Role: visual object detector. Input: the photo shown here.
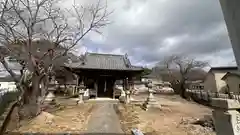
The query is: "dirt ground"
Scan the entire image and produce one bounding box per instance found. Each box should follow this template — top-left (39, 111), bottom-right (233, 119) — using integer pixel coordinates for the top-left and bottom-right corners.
top-left (116, 94), bottom-right (215, 135)
top-left (7, 98), bottom-right (95, 134)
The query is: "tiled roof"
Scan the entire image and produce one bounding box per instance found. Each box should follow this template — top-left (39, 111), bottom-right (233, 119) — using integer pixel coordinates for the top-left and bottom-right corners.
top-left (65, 52), bottom-right (143, 71)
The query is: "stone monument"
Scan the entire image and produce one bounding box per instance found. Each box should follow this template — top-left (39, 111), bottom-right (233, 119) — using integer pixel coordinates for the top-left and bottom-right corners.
top-left (211, 98), bottom-right (240, 135)
top-left (142, 82), bottom-right (161, 110)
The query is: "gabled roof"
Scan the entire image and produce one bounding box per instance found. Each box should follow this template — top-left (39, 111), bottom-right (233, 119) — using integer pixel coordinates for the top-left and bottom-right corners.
top-left (64, 52), bottom-right (143, 71)
top-left (221, 72), bottom-right (240, 80)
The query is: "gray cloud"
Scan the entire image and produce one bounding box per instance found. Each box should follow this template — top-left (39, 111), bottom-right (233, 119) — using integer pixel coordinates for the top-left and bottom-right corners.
top-left (80, 0), bottom-right (235, 67)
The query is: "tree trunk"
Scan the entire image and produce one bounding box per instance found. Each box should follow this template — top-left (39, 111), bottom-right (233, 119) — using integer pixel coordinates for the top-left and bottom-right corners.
top-left (171, 80), bottom-right (180, 94)
top-left (20, 75), bottom-right (41, 118)
top-left (179, 81), bottom-right (187, 99)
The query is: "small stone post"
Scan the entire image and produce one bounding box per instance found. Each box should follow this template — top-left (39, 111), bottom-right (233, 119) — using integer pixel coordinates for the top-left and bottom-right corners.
top-left (211, 98), bottom-right (240, 135)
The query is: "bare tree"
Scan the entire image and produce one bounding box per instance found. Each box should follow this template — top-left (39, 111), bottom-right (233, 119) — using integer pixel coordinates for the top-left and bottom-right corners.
top-left (158, 55), bottom-right (208, 98)
top-left (0, 0), bottom-right (110, 133)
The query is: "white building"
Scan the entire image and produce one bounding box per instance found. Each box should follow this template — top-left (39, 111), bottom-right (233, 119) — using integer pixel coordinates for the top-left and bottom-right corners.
top-left (203, 66), bottom-right (238, 93)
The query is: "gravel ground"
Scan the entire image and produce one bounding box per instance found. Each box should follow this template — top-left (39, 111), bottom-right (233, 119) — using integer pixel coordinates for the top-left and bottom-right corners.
top-left (116, 94), bottom-right (215, 135)
top-left (7, 99), bottom-right (95, 134)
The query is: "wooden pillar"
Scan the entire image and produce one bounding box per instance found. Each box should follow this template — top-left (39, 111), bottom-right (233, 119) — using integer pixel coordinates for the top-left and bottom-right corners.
top-left (112, 79), bottom-right (116, 99)
top-left (113, 82), bottom-right (115, 99)
top-left (123, 77), bottom-right (130, 91)
top-left (123, 78), bottom-right (125, 91)
top-left (95, 79), bottom-right (98, 98)
top-left (104, 79), bottom-right (107, 92)
top-left (75, 74), bottom-right (79, 93)
top-left (76, 75), bottom-right (80, 86)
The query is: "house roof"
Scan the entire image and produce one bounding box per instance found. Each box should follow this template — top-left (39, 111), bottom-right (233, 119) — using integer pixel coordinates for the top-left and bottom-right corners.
top-left (209, 66), bottom-right (238, 72)
top-left (64, 52), bottom-right (143, 71)
top-left (221, 72), bottom-right (240, 80)
top-left (142, 67), bottom-right (163, 79)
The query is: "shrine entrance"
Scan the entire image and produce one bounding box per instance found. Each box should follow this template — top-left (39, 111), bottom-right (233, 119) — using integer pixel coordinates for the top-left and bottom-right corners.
top-left (97, 76), bottom-right (116, 98)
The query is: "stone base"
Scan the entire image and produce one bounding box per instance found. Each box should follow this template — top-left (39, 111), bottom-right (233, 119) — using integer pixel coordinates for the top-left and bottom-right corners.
top-left (83, 96), bottom-right (90, 100)
top-left (44, 91), bottom-right (56, 105)
top-left (77, 99), bottom-right (84, 104)
top-left (44, 99), bottom-right (56, 105)
top-left (142, 97), bottom-right (161, 111)
top-left (77, 93), bottom-right (85, 104)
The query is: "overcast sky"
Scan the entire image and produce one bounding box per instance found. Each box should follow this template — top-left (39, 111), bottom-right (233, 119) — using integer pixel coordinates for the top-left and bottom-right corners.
top-left (69, 0), bottom-right (237, 68)
top-left (0, 0), bottom-right (237, 76)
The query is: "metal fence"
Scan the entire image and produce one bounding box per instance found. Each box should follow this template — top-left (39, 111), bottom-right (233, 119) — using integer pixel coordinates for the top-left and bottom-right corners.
top-left (186, 89), bottom-right (240, 104)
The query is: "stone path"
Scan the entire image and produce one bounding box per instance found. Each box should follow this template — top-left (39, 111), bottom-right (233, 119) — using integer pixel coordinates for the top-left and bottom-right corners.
top-left (86, 101), bottom-right (124, 134)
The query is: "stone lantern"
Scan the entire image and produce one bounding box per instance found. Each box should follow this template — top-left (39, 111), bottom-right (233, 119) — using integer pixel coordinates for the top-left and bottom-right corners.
top-left (45, 76), bottom-right (57, 104)
top-left (142, 82), bottom-right (161, 110)
top-left (77, 81), bottom-right (86, 104)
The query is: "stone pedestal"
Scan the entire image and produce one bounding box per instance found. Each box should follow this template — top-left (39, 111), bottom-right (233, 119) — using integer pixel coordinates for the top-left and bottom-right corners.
top-left (142, 89), bottom-right (160, 110)
top-left (211, 98), bottom-right (240, 135)
top-left (119, 89), bottom-right (126, 103)
top-left (77, 90), bottom-right (85, 104)
top-left (45, 90), bottom-right (56, 104)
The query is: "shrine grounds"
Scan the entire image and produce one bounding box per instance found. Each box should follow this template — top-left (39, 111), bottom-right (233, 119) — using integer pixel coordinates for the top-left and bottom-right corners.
top-left (5, 94), bottom-right (215, 135)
